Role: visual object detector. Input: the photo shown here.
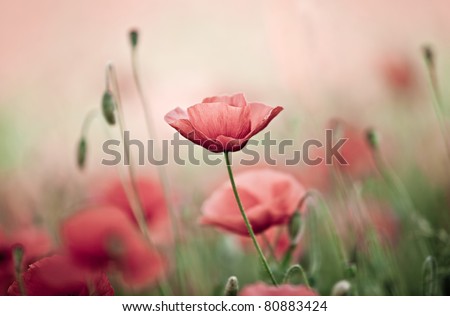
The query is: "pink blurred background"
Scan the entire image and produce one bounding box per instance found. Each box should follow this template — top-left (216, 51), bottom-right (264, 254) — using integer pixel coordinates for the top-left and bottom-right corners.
top-left (1, 0), bottom-right (450, 211)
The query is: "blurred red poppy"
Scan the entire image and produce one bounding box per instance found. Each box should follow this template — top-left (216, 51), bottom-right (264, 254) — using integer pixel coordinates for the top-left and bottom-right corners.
top-left (7, 255), bottom-right (113, 296)
top-left (328, 119), bottom-right (376, 179)
top-left (61, 206), bottom-right (166, 287)
top-left (0, 227), bottom-right (52, 295)
top-left (165, 93), bottom-right (283, 152)
top-left (296, 147), bottom-right (330, 192)
top-left (94, 177), bottom-right (172, 245)
top-left (200, 169), bottom-right (306, 235)
top-left (379, 53), bottom-right (416, 94)
top-left (337, 200), bottom-right (400, 248)
top-left (240, 282), bottom-right (318, 296)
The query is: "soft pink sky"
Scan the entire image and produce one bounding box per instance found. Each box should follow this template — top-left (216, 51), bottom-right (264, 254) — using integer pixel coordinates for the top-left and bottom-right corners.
top-left (0, 0), bottom-right (450, 185)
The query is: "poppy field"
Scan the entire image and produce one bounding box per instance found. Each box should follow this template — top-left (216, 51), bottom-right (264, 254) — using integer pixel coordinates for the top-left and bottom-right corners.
top-left (0, 0), bottom-right (450, 297)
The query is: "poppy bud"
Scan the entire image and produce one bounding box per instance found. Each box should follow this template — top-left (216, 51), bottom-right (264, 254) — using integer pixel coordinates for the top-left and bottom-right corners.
top-left (365, 128), bottom-right (379, 151)
top-left (12, 244), bottom-right (26, 295)
top-left (422, 45), bottom-right (434, 68)
top-left (331, 280), bottom-right (351, 296)
top-left (423, 256), bottom-right (437, 296)
top-left (77, 137), bottom-right (87, 169)
top-left (12, 244), bottom-right (24, 272)
top-left (129, 29), bottom-right (139, 48)
top-left (288, 211), bottom-right (302, 243)
top-left (346, 264), bottom-right (357, 279)
top-left (224, 276), bottom-right (239, 296)
top-left (102, 90), bottom-right (116, 125)
top-left (106, 235), bottom-right (125, 260)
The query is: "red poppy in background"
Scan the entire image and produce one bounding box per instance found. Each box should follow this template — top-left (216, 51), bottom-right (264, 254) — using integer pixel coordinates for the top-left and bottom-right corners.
top-left (200, 169), bottom-right (306, 235)
top-left (94, 177), bottom-right (172, 245)
top-left (0, 230), bottom-right (14, 295)
top-left (336, 200), bottom-right (400, 248)
top-left (379, 53), bottom-right (416, 94)
top-left (295, 146), bottom-right (330, 192)
top-left (0, 227), bottom-right (52, 295)
top-left (7, 255), bottom-right (113, 296)
top-left (10, 226), bottom-right (53, 261)
top-left (165, 93), bottom-right (283, 152)
top-left (240, 282), bottom-right (318, 296)
top-left (328, 119), bottom-right (376, 179)
top-left (61, 206), bottom-right (166, 287)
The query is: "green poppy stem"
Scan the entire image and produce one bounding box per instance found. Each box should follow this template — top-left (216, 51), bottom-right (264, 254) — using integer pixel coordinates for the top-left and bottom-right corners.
top-left (422, 46), bottom-right (450, 162)
top-left (12, 246), bottom-right (26, 296)
top-left (224, 152), bottom-right (278, 286)
top-left (129, 37), bottom-right (186, 294)
top-left (106, 64), bottom-right (151, 243)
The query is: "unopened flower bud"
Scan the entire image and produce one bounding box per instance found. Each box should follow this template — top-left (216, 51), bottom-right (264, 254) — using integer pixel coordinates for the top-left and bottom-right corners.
top-left (12, 244), bottom-right (24, 272)
top-left (331, 280), bottom-right (352, 296)
top-left (129, 29), bottom-right (139, 48)
top-left (365, 128), bottom-right (379, 150)
top-left (77, 137), bottom-right (87, 169)
top-left (102, 90), bottom-right (116, 125)
top-left (107, 236), bottom-right (125, 260)
top-left (422, 45), bottom-right (434, 68)
top-left (346, 263), bottom-right (357, 279)
top-left (288, 211), bottom-right (302, 243)
top-left (423, 256), bottom-right (437, 296)
top-left (224, 276), bottom-right (239, 296)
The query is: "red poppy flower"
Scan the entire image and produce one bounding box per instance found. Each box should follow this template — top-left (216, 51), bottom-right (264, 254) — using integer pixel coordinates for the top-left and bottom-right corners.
top-left (379, 53), bottom-right (416, 94)
top-left (94, 177), bottom-right (172, 245)
top-left (240, 282), bottom-right (318, 296)
top-left (7, 255), bottom-right (113, 296)
top-left (336, 200), bottom-right (400, 248)
top-left (295, 146), bottom-right (330, 192)
top-left (200, 169), bottom-right (306, 235)
top-left (329, 119), bottom-right (375, 179)
top-left (0, 230), bottom-right (13, 295)
top-left (10, 226), bottom-right (53, 261)
top-left (164, 93), bottom-right (283, 152)
top-left (0, 227), bottom-right (52, 295)
top-left (61, 206), bottom-right (166, 287)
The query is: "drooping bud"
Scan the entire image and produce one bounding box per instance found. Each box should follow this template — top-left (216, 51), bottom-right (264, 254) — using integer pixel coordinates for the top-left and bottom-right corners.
top-left (102, 90), bottom-right (116, 125)
top-left (331, 280), bottom-right (351, 296)
top-left (129, 29), bottom-right (139, 48)
top-left (288, 211), bottom-right (302, 243)
top-left (365, 128), bottom-right (379, 151)
top-left (422, 45), bottom-right (434, 68)
top-left (224, 276), bottom-right (239, 296)
top-left (77, 137), bottom-right (87, 169)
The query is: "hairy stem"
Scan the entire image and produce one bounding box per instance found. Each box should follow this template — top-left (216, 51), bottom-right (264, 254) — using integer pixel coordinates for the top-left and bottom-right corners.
top-left (224, 152), bottom-right (278, 286)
